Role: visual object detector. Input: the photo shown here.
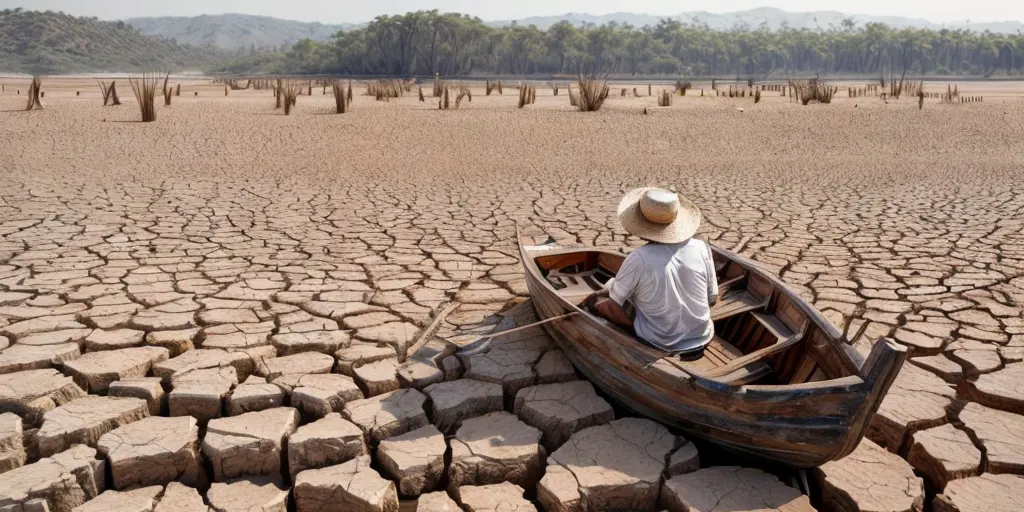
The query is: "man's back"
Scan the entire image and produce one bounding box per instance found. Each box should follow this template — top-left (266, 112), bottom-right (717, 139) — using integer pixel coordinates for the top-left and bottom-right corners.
top-left (609, 239), bottom-right (719, 353)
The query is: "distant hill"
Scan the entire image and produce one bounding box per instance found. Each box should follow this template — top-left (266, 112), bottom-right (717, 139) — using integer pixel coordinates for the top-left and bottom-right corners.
top-left (127, 14), bottom-right (353, 52)
top-left (492, 7), bottom-right (1024, 33)
top-left (0, 9), bottom-right (223, 74)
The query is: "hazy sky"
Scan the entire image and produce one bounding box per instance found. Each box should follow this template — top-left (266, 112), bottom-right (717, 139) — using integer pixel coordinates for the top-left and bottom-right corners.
top-left (2, 0), bottom-right (1019, 24)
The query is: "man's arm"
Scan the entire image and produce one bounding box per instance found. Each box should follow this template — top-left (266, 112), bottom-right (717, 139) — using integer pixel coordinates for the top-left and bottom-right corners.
top-left (595, 298), bottom-right (634, 329)
top-left (706, 242), bottom-right (719, 306)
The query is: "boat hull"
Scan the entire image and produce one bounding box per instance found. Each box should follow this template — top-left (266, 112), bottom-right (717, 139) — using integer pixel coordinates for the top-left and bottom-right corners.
top-left (519, 238), bottom-right (906, 468)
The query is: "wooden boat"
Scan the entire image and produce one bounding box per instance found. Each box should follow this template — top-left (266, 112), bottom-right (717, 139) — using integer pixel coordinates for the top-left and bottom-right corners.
top-left (518, 232), bottom-right (907, 468)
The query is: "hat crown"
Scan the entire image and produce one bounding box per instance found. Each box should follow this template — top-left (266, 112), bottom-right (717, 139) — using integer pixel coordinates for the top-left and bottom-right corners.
top-left (639, 189), bottom-right (679, 225)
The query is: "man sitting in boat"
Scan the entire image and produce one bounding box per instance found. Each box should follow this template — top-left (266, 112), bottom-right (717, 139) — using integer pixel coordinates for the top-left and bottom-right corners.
top-left (587, 188), bottom-right (719, 359)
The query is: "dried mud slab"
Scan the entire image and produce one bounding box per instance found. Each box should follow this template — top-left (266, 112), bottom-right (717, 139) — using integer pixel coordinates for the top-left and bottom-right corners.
top-left (0, 412), bottom-right (26, 473)
top-left (202, 407), bottom-right (300, 481)
top-left (537, 417), bottom-right (677, 512)
top-left (958, 402), bottom-right (1024, 474)
top-left (72, 485), bottom-right (163, 512)
top-left (226, 376), bottom-right (284, 416)
top-left (61, 346), bottom-right (169, 394)
top-left (0, 444), bottom-right (105, 512)
top-left (814, 439), bottom-right (925, 512)
top-left (293, 454), bottom-right (399, 512)
top-left (513, 380), bottom-right (614, 451)
top-left (425, 379), bottom-right (503, 434)
top-left (155, 482), bottom-right (209, 512)
top-left (206, 478), bottom-right (289, 512)
top-left (287, 412), bottom-right (368, 479)
top-left (0, 368), bottom-right (85, 427)
top-left (932, 474), bottom-right (1024, 512)
top-left (456, 482), bottom-right (536, 512)
top-left (449, 411), bottom-right (544, 490)
top-left (962, 363), bottom-right (1024, 413)
top-left (343, 388), bottom-right (428, 442)
top-left (416, 491), bottom-right (460, 512)
top-left (660, 466), bottom-right (814, 512)
top-left (108, 377), bottom-right (165, 416)
top-left (0, 342), bottom-right (80, 374)
top-left (36, 395), bottom-right (149, 457)
top-left (96, 415), bottom-right (201, 490)
top-left (906, 424), bottom-right (981, 491)
top-left (378, 424), bottom-right (446, 496)
top-left (273, 373), bottom-right (362, 420)
top-left (868, 364), bottom-right (955, 452)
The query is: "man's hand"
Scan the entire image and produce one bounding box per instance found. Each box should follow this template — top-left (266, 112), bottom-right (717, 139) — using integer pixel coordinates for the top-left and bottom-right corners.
top-left (582, 289), bottom-right (610, 310)
top-left (594, 297), bottom-right (634, 330)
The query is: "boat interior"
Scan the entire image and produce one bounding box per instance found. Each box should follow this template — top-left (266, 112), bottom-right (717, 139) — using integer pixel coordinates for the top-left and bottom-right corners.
top-left (534, 248), bottom-right (853, 387)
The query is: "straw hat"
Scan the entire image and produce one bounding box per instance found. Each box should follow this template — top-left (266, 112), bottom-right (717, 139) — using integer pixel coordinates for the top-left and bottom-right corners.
top-left (617, 188), bottom-right (701, 244)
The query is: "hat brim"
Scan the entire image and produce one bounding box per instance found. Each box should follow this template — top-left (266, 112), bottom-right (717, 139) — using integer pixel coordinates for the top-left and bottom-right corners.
top-left (617, 188), bottom-right (702, 244)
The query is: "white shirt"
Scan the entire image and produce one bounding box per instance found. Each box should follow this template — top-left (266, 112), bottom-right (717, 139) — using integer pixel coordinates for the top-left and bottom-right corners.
top-left (609, 239), bottom-right (719, 353)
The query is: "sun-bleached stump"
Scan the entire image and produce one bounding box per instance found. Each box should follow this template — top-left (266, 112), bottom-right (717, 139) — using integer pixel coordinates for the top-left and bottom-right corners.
top-left (513, 380), bottom-right (613, 451)
top-left (456, 482), bottom-right (536, 512)
top-left (378, 425), bottom-right (446, 496)
top-left (343, 388), bottom-right (428, 442)
top-left (72, 485), bottom-right (163, 512)
top-left (0, 445), bottom-right (105, 512)
top-left (425, 379), bottom-right (503, 434)
top-left (537, 417), bottom-right (678, 512)
top-left (96, 415), bottom-right (200, 490)
top-left (61, 346), bottom-right (168, 394)
top-left (814, 438), bottom-right (925, 512)
top-left (958, 402), bottom-right (1024, 474)
top-left (0, 368), bottom-right (86, 428)
top-left (933, 474), bottom-right (1024, 512)
top-left (660, 466), bottom-right (814, 512)
top-left (293, 455), bottom-right (399, 512)
top-left (202, 407), bottom-right (300, 482)
top-left (206, 478), bottom-right (288, 512)
top-left (108, 377), bottom-right (165, 416)
top-left (906, 424), bottom-right (981, 490)
top-left (36, 396), bottom-right (149, 457)
top-left (449, 412), bottom-right (544, 490)
top-left (288, 413), bottom-right (368, 479)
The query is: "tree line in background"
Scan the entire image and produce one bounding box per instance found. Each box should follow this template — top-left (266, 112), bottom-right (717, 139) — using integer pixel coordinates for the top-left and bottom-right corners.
top-left (213, 10), bottom-right (1024, 78)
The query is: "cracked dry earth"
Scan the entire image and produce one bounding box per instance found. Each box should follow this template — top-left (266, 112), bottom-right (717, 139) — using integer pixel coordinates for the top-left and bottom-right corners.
top-left (1, 84), bottom-right (1024, 512)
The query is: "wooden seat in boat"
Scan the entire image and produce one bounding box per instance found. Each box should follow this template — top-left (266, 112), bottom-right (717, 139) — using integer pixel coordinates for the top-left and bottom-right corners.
top-left (677, 336), bottom-right (772, 385)
top-left (548, 269), bottom-right (606, 304)
top-left (711, 288), bottom-right (769, 321)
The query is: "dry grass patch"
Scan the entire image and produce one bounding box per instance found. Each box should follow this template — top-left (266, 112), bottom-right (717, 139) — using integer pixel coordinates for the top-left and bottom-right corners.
top-left (129, 73), bottom-right (159, 122)
top-left (576, 75), bottom-right (609, 112)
